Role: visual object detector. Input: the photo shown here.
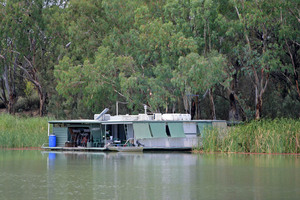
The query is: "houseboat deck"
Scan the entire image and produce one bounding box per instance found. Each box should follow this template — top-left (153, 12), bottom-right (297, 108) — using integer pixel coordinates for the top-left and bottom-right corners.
top-left (42, 145), bottom-right (107, 151)
top-left (43, 109), bottom-right (226, 152)
top-left (41, 144), bottom-right (192, 152)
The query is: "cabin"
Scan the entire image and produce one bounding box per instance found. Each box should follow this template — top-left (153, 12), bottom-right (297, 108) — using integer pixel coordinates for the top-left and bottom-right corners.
top-left (44, 110), bottom-right (227, 151)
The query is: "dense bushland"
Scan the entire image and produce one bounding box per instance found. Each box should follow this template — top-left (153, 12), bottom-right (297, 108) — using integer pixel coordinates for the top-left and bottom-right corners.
top-left (0, 0), bottom-right (299, 121)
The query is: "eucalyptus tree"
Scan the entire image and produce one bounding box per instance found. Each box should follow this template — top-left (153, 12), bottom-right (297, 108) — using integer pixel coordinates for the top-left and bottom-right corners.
top-left (124, 16), bottom-right (197, 113)
top-left (176, 51), bottom-right (228, 119)
top-left (163, 0), bottom-right (231, 119)
top-left (54, 0), bottom-right (143, 117)
top-left (0, 0), bottom-right (23, 113)
top-left (278, 0), bottom-right (300, 100)
top-left (0, 0), bottom-right (68, 116)
top-left (229, 0), bottom-right (284, 120)
top-left (52, 0), bottom-right (299, 120)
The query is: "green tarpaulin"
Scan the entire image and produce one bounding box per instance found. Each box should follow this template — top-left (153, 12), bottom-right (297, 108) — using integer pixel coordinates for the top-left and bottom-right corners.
top-left (168, 123), bottom-right (185, 138)
top-left (133, 123), bottom-right (152, 139)
top-left (150, 123), bottom-right (168, 138)
top-left (197, 122), bottom-right (212, 137)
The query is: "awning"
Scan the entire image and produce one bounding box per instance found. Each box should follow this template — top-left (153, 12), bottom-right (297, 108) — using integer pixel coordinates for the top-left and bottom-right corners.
top-left (197, 122), bottom-right (212, 136)
top-left (133, 123), bottom-right (152, 139)
top-left (149, 123), bottom-right (168, 138)
top-left (167, 123), bottom-right (185, 138)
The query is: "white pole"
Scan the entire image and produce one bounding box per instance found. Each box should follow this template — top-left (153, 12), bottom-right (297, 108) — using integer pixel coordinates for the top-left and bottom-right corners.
top-left (116, 101), bottom-right (118, 115)
top-left (105, 124), bottom-right (107, 148)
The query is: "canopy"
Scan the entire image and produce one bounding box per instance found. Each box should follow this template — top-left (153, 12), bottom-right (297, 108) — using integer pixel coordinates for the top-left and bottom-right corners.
top-left (168, 123), bottom-right (185, 138)
top-left (133, 123), bottom-right (152, 139)
top-left (149, 123), bottom-right (168, 138)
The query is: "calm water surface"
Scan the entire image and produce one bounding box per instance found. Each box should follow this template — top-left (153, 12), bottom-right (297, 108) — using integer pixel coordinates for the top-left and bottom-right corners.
top-left (0, 150), bottom-right (299, 200)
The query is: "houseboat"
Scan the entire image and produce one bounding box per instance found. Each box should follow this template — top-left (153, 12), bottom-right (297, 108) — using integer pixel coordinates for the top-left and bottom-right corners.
top-left (42, 109), bottom-right (227, 151)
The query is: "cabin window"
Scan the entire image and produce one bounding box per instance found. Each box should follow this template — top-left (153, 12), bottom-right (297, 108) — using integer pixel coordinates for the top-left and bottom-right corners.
top-left (166, 125), bottom-right (171, 137)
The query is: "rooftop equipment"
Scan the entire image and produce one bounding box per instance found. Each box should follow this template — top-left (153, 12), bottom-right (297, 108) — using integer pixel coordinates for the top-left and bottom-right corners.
top-left (95, 108), bottom-right (109, 120)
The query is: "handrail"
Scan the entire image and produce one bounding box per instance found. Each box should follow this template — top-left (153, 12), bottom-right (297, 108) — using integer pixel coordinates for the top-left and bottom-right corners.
top-left (107, 138), bottom-right (135, 147)
top-left (124, 138), bottom-right (134, 145)
top-left (41, 143), bottom-right (49, 148)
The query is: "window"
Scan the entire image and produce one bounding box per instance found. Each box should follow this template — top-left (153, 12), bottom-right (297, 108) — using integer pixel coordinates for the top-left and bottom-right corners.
top-left (166, 125), bottom-right (171, 137)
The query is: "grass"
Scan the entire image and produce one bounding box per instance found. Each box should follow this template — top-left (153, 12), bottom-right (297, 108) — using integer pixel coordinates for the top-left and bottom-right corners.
top-left (0, 113), bottom-right (50, 148)
top-left (198, 118), bottom-right (300, 154)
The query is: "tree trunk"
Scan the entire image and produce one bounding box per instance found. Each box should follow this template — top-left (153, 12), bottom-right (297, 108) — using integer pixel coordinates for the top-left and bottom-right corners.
top-left (18, 56), bottom-right (48, 117)
top-left (38, 91), bottom-right (47, 117)
top-left (8, 93), bottom-right (17, 114)
top-left (195, 94), bottom-right (201, 119)
top-left (255, 97), bottom-right (262, 120)
top-left (255, 86), bottom-right (263, 120)
top-left (191, 99), bottom-right (195, 120)
top-left (228, 70), bottom-right (246, 121)
top-left (285, 39), bottom-right (300, 99)
top-left (0, 78), bottom-right (8, 110)
top-left (229, 93), bottom-right (239, 121)
top-left (208, 88), bottom-right (216, 120)
top-left (228, 91), bottom-right (247, 121)
top-left (183, 93), bottom-right (189, 113)
top-left (3, 63), bottom-right (17, 115)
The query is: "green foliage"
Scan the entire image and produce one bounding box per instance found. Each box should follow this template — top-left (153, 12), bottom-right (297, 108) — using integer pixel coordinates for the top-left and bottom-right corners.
top-left (177, 51), bottom-right (228, 93)
top-left (24, 81), bottom-right (35, 98)
top-left (15, 93), bottom-right (39, 112)
top-left (64, 0), bottom-right (108, 62)
top-left (1, 0), bottom-right (299, 120)
top-left (0, 114), bottom-right (50, 148)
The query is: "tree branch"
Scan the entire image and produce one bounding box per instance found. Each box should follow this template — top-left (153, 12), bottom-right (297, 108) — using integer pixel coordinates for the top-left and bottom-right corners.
top-left (285, 39), bottom-right (300, 98)
top-left (17, 64), bottom-right (40, 88)
top-left (288, 8), bottom-right (300, 24)
top-left (233, 2), bottom-right (252, 50)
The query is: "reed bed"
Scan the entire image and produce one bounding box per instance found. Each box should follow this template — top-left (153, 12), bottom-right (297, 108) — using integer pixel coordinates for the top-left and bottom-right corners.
top-left (0, 114), bottom-right (49, 148)
top-left (200, 119), bottom-right (300, 154)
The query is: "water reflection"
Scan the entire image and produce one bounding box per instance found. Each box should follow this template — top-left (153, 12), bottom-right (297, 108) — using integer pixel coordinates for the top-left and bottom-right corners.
top-left (0, 150), bottom-right (299, 200)
top-left (44, 151), bottom-right (199, 200)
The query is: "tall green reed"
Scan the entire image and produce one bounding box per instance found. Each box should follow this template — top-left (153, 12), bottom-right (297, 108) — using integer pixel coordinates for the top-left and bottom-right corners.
top-left (0, 114), bottom-right (50, 148)
top-left (199, 118), bottom-right (300, 153)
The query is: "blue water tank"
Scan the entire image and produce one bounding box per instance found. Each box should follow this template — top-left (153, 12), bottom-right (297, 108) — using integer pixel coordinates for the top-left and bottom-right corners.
top-left (49, 135), bottom-right (56, 147)
top-left (48, 152), bottom-right (56, 159)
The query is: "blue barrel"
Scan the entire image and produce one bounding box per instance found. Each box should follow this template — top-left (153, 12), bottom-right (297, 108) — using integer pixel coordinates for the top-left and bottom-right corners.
top-left (49, 135), bottom-right (56, 147)
top-left (48, 152), bottom-right (56, 160)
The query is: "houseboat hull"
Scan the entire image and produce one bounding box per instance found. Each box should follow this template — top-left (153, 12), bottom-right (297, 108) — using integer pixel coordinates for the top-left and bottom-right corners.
top-left (107, 146), bottom-right (143, 152)
top-left (43, 113), bottom-right (227, 152)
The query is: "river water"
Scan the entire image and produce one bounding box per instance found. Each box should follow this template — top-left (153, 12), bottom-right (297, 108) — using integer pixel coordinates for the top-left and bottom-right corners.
top-left (0, 150), bottom-right (299, 200)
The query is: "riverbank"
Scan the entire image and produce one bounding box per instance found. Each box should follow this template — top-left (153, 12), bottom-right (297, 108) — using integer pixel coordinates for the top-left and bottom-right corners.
top-left (1, 114), bottom-right (299, 153)
top-left (198, 118), bottom-right (300, 154)
top-left (0, 114), bottom-right (49, 148)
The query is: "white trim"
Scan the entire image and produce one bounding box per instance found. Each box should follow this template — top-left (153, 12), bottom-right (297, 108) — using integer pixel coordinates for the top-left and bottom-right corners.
top-left (102, 122), bottom-right (133, 125)
top-left (48, 123), bottom-right (50, 136)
